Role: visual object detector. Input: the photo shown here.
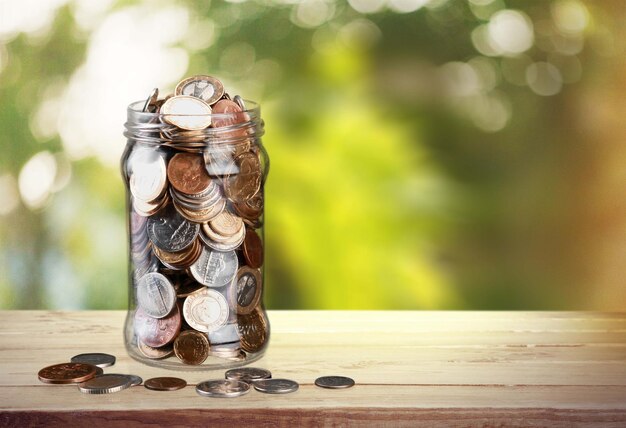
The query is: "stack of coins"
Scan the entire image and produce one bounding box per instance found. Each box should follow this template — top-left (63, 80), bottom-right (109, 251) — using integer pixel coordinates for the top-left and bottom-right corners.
top-left (125, 75), bottom-right (268, 366)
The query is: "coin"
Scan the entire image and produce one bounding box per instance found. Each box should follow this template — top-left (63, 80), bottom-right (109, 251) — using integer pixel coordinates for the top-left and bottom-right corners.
top-left (224, 152), bottom-right (262, 203)
top-left (144, 377), bottom-right (187, 391)
top-left (136, 272), bottom-right (176, 319)
top-left (253, 379), bottom-right (299, 394)
top-left (196, 379), bottom-right (250, 398)
top-left (209, 211), bottom-right (244, 237)
top-left (147, 205), bottom-right (200, 253)
top-left (142, 88), bottom-right (159, 113)
top-left (233, 95), bottom-right (246, 111)
top-left (78, 374), bottom-right (133, 394)
top-left (189, 248), bottom-right (238, 288)
top-left (128, 148), bottom-right (167, 202)
top-left (167, 153), bottom-right (212, 195)
top-left (211, 99), bottom-right (249, 139)
top-left (125, 374), bottom-right (143, 386)
top-left (182, 288), bottom-right (229, 333)
top-left (233, 191), bottom-right (263, 223)
top-left (243, 228), bottom-right (263, 269)
top-left (225, 367), bottom-right (271, 383)
top-left (134, 306), bottom-right (181, 348)
top-left (161, 95), bottom-right (212, 130)
top-left (237, 307), bottom-right (268, 353)
top-left (314, 376), bottom-right (355, 389)
top-left (38, 362), bottom-right (99, 385)
top-left (174, 330), bottom-right (210, 365)
top-left (175, 75), bottom-right (225, 106)
top-left (138, 341), bottom-right (174, 359)
top-left (70, 353), bottom-right (116, 368)
top-left (236, 266), bottom-right (262, 315)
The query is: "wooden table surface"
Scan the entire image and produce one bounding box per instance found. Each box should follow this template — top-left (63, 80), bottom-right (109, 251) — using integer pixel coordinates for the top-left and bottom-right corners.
top-left (0, 311), bottom-right (625, 427)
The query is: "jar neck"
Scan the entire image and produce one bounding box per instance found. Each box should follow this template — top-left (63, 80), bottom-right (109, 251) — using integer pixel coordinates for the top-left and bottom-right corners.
top-left (123, 99), bottom-right (264, 151)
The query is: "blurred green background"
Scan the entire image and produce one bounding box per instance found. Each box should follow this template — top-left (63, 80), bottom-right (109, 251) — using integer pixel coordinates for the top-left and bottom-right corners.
top-left (1, 0), bottom-right (625, 310)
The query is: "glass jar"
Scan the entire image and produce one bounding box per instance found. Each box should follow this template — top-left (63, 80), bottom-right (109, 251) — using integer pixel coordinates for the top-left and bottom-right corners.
top-left (121, 98), bottom-right (269, 370)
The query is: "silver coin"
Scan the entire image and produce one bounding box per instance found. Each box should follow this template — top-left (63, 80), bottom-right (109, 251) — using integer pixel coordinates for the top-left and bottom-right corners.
top-left (200, 231), bottom-right (244, 253)
top-left (314, 376), bottom-right (355, 389)
top-left (253, 378), bottom-right (299, 394)
top-left (126, 374), bottom-right (143, 386)
top-left (176, 75), bottom-right (225, 106)
top-left (78, 374), bottom-right (132, 394)
top-left (70, 353), bottom-right (116, 368)
top-left (190, 248), bottom-right (238, 288)
top-left (147, 206), bottom-right (199, 253)
top-left (233, 95), bottom-right (246, 111)
top-left (182, 288), bottom-right (229, 333)
top-left (136, 272), bottom-right (176, 319)
top-left (142, 88), bottom-right (159, 113)
top-left (225, 367), bottom-right (271, 383)
top-left (128, 148), bottom-right (167, 202)
top-left (160, 95), bottom-right (212, 130)
top-left (196, 379), bottom-right (250, 398)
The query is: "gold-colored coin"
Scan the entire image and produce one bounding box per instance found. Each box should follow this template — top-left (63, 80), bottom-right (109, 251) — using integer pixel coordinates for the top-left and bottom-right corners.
top-left (237, 308), bottom-right (268, 353)
top-left (175, 75), bottom-right (225, 106)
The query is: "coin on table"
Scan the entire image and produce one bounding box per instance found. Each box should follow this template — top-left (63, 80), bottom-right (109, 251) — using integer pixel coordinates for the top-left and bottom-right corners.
top-left (314, 376), bottom-right (355, 389)
top-left (70, 353), bottom-right (116, 368)
top-left (161, 95), bottom-right (212, 130)
top-left (144, 377), bottom-right (187, 391)
top-left (253, 379), bottom-right (299, 394)
top-left (38, 362), bottom-right (99, 385)
top-left (136, 272), bottom-right (176, 319)
top-left (134, 306), bottom-right (181, 348)
top-left (125, 374), bottom-right (143, 387)
top-left (78, 374), bottom-right (133, 394)
top-left (174, 330), bottom-right (210, 365)
top-left (167, 153), bottom-right (212, 195)
top-left (196, 379), bottom-right (250, 398)
top-left (175, 75), bottom-right (225, 106)
top-left (236, 266), bottom-right (262, 315)
top-left (183, 288), bottom-right (229, 333)
top-left (147, 205), bottom-right (200, 253)
top-left (225, 367), bottom-right (271, 383)
top-left (189, 248), bottom-right (238, 288)
top-left (243, 228), bottom-right (263, 269)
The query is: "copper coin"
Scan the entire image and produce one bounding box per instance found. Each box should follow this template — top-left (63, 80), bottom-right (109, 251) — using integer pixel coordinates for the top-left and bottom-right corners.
top-left (233, 191), bottom-right (263, 222)
top-left (144, 377), bottom-right (187, 391)
top-left (237, 308), bottom-right (268, 353)
top-left (174, 330), bottom-right (210, 365)
top-left (236, 266), bottom-right (262, 315)
top-left (38, 362), bottom-right (99, 385)
top-left (167, 153), bottom-right (212, 195)
top-left (211, 99), bottom-right (249, 139)
top-left (134, 306), bottom-right (181, 348)
top-left (138, 341), bottom-right (174, 360)
top-left (224, 152), bottom-right (262, 203)
top-left (243, 228), bottom-right (263, 269)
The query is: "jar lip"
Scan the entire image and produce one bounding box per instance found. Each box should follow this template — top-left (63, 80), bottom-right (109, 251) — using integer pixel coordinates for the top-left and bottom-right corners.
top-left (127, 99), bottom-right (261, 120)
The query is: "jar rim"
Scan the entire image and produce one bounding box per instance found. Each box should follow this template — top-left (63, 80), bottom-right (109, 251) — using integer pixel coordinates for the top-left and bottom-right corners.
top-left (126, 99), bottom-right (261, 120)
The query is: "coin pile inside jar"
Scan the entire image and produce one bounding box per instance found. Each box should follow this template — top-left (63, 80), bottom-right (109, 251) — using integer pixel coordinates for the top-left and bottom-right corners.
top-left (127, 75), bottom-right (267, 366)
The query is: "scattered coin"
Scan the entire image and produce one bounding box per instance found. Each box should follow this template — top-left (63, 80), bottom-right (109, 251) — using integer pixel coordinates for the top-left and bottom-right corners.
top-left (225, 367), bottom-right (271, 383)
top-left (144, 377), bottom-right (187, 391)
top-left (125, 374), bottom-right (143, 387)
top-left (78, 374), bottom-right (133, 394)
top-left (314, 376), bottom-right (355, 389)
top-left (38, 362), bottom-right (99, 385)
top-left (253, 378), bottom-right (299, 394)
top-left (70, 353), bottom-right (116, 368)
top-left (196, 379), bottom-right (250, 398)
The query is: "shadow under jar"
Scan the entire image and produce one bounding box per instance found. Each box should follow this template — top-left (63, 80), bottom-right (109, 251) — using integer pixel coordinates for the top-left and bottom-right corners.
top-left (121, 99), bottom-right (269, 370)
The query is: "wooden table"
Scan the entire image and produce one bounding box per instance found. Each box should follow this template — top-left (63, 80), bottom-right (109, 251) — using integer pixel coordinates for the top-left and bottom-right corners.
top-left (0, 311), bottom-right (625, 427)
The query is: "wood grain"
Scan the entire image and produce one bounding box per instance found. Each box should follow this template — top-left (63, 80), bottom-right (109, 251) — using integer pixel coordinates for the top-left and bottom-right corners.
top-left (0, 310), bottom-right (625, 427)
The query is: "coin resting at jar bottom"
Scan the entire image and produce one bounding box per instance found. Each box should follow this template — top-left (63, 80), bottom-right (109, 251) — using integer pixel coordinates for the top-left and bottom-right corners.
top-left (174, 330), bottom-right (210, 365)
top-left (237, 308), bottom-right (268, 353)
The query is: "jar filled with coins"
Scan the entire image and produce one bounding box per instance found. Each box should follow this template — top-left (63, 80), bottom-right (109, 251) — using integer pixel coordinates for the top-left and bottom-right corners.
top-left (121, 75), bottom-right (269, 370)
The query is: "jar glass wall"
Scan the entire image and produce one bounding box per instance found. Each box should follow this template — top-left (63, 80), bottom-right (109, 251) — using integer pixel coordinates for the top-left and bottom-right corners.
top-left (121, 100), bottom-right (269, 370)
